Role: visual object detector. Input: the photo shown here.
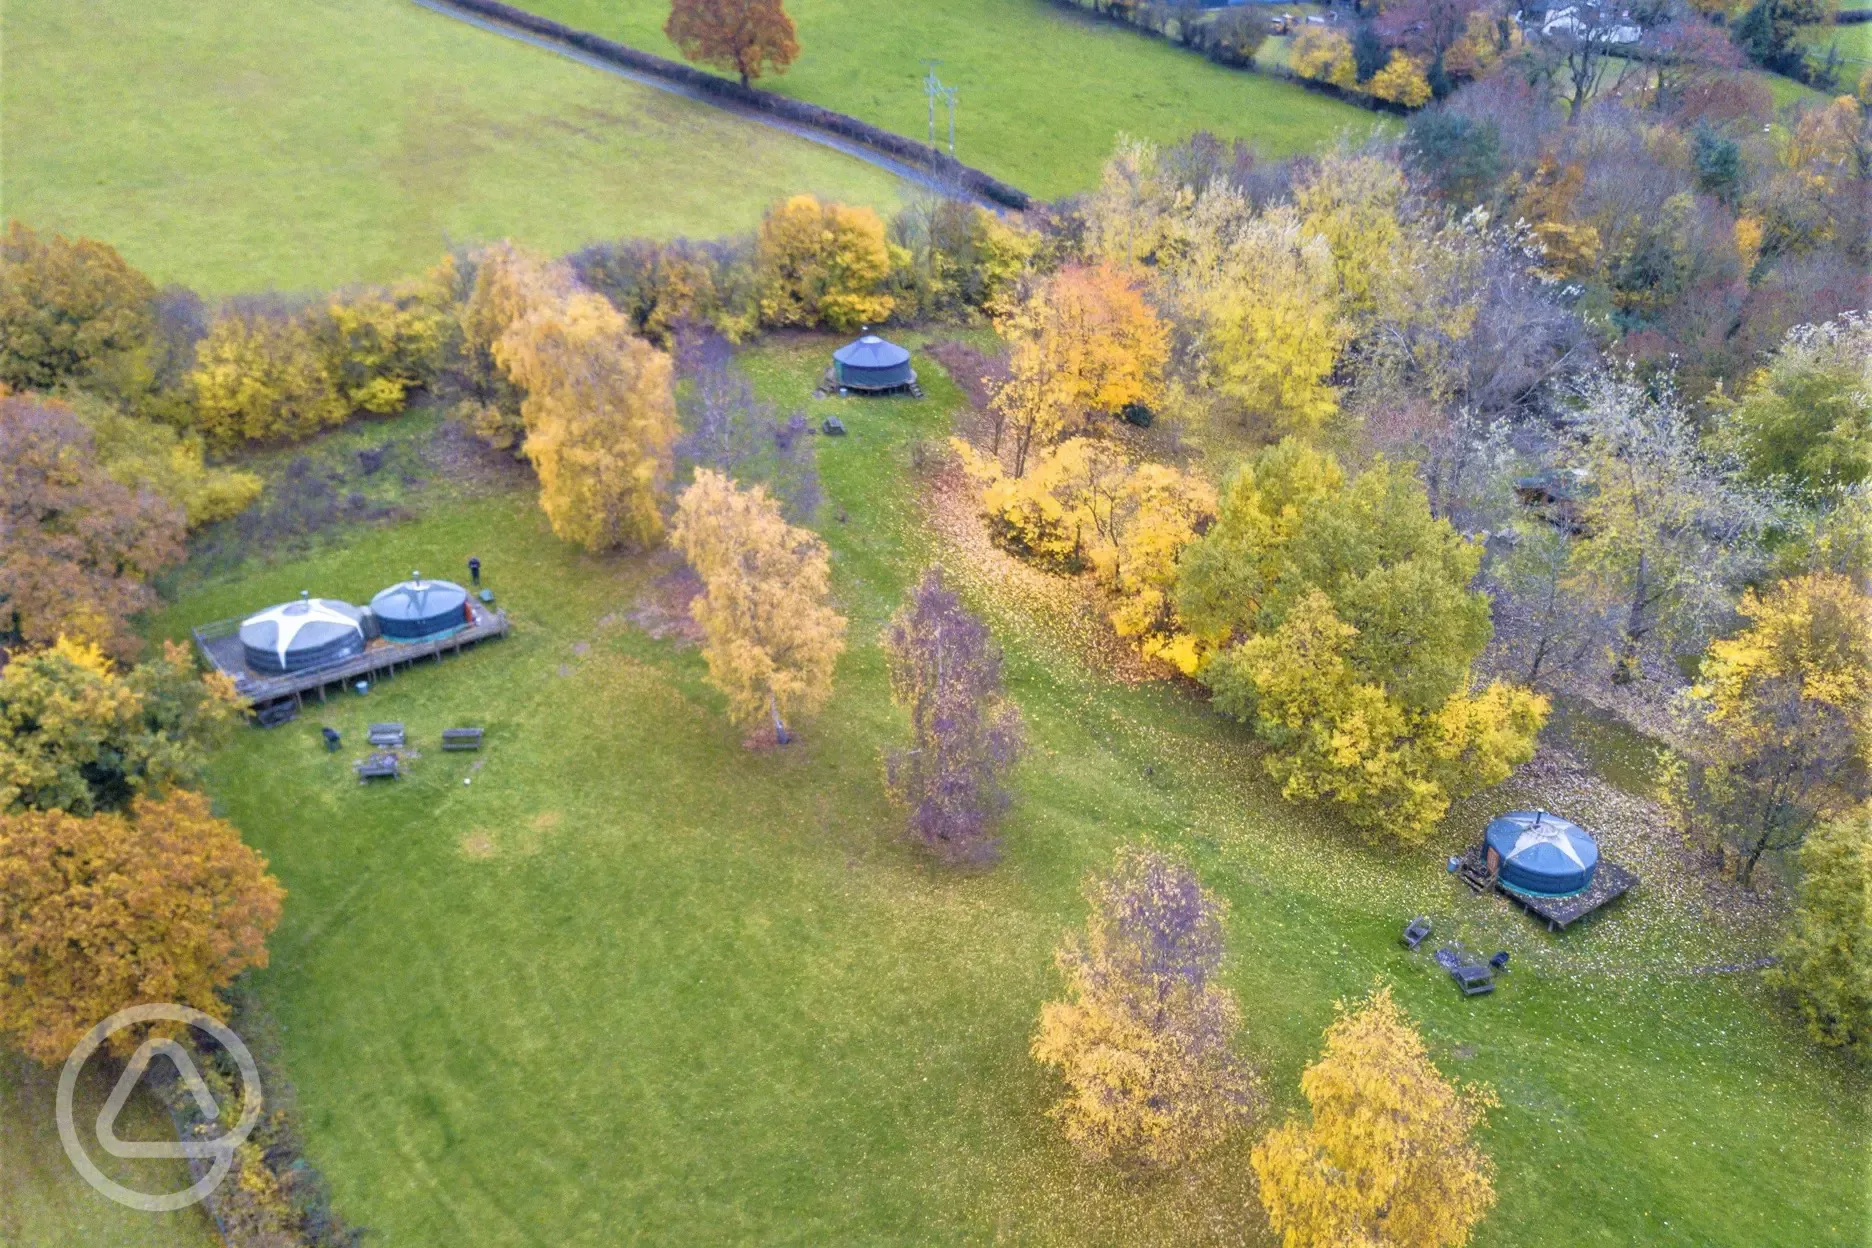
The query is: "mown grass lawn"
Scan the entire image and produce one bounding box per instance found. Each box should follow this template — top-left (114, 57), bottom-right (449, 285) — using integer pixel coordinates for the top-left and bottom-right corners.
top-left (0, 0), bottom-right (906, 293)
top-left (103, 337), bottom-right (1871, 1245)
top-left (512, 0), bottom-right (1385, 199)
top-left (0, 1053), bottom-right (222, 1248)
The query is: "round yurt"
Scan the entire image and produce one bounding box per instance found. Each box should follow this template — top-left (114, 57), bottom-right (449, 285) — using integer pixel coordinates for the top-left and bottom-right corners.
top-left (1484, 810), bottom-right (1600, 897)
top-left (832, 334), bottom-right (915, 391)
top-left (239, 595), bottom-right (367, 674)
top-left (370, 573), bottom-right (470, 642)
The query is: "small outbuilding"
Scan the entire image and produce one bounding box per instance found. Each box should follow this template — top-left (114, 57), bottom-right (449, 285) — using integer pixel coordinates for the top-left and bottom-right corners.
top-left (830, 334), bottom-right (917, 393)
top-left (1484, 810), bottom-right (1600, 897)
top-left (239, 595), bottom-right (367, 675)
top-left (370, 573), bottom-right (471, 642)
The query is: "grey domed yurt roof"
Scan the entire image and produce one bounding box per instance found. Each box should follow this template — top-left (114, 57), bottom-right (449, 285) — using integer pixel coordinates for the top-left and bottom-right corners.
top-left (239, 595), bottom-right (366, 675)
top-left (832, 334), bottom-right (914, 389)
top-left (1485, 810), bottom-right (1600, 897)
top-left (370, 572), bottom-right (470, 642)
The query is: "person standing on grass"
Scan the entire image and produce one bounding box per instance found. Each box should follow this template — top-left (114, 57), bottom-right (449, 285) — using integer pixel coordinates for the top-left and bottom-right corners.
top-left (468, 556), bottom-right (481, 587)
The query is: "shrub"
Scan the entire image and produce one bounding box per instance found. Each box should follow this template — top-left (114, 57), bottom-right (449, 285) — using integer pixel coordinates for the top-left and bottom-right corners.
top-left (189, 305), bottom-right (349, 447)
top-left (0, 221), bottom-right (157, 397)
top-left (755, 194), bottom-right (897, 331)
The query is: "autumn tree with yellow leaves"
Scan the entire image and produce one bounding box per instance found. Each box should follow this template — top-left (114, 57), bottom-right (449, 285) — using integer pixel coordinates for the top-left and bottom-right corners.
top-left (755, 195), bottom-right (896, 332)
top-left (1288, 27), bottom-right (1359, 89)
top-left (459, 242), bottom-right (567, 451)
top-left (1295, 151), bottom-right (1407, 314)
top-left (495, 287), bottom-right (678, 553)
top-left (1175, 439), bottom-right (1546, 842)
top-left (1182, 202), bottom-right (1350, 434)
top-left (986, 264), bottom-right (1169, 476)
top-left (1671, 571), bottom-right (1872, 885)
top-left (320, 269), bottom-right (453, 416)
top-left (0, 789), bottom-right (284, 1064)
top-left (188, 305), bottom-right (349, 448)
top-left (0, 637), bottom-right (243, 817)
top-left (1253, 985), bottom-right (1497, 1248)
top-left (954, 436), bottom-right (1213, 668)
top-left (671, 469), bottom-right (847, 743)
top-left (1033, 845), bottom-right (1256, 1168)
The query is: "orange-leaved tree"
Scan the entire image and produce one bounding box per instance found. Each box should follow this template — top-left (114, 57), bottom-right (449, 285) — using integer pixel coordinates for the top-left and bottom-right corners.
top-left (671, 469), bottom-right (846, 743)
top-left (0, 790), bottom-right (285, 1064)
top-left (0, 395), bottom-right (187, 660)
top-left (1252, 985), bottom-right (1497, 1248)
top-left (665, 0), bottom-right (799, 88)
top-left (988, 264), bottom-right (1168, 475)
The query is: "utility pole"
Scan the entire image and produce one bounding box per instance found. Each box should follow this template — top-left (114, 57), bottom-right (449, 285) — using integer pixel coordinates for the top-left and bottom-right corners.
top-left (920, 60), bottom-right (960, 159)
top-left (921, 59), bottom-right (943, 150)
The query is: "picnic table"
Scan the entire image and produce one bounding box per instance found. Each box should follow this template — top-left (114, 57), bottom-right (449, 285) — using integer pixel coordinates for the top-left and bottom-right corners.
top-left (1434, 946), bottom-right (1496, 996)
top-left (354, 751), bottom-right (402, 782)
top-left (367, 722), bottom-right (405, 747)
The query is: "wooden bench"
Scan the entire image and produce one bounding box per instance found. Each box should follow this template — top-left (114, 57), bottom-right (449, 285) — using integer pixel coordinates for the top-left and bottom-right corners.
top-left (441, 728), bottom-right (484, 751)
top-left (355, 752), bottom-right (401, 782)
top-left (1401, 917), bottom-right (1432, 950)
top-left (367, 722), bottom-right (405, 747)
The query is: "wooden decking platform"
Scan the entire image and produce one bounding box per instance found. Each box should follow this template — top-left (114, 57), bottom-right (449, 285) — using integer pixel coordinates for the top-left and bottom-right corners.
top-left (193, 604), bottom-right (510, 712)
top-left (1457, 845), bottom-right (1637, 931)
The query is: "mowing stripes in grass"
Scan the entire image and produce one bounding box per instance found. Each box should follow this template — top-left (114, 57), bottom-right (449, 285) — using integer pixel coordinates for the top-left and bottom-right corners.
top-left (0, 0), bottom-right (907, 292)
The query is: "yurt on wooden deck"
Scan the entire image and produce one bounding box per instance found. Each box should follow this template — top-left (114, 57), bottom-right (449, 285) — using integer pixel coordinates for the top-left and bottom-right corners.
top-left (370, 574), bottom-right (471, 642)
top-left (1484, 810), bottom-right (1601, 897)
top-left (238, 595), bottom-right (367, 675)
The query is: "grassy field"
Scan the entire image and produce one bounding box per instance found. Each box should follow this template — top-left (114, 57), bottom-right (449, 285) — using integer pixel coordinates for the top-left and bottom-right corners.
top-left (511, 0), bottom-right (1385, 199)
top-left (0, 0), bottom-right (907, 293)
top-left (0, 1051), bottom-right (222, 1248)
top-left (1804, 20), bottom-right (1872, 66)
top-left (73, 340), bottom-right (1866, 1245)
